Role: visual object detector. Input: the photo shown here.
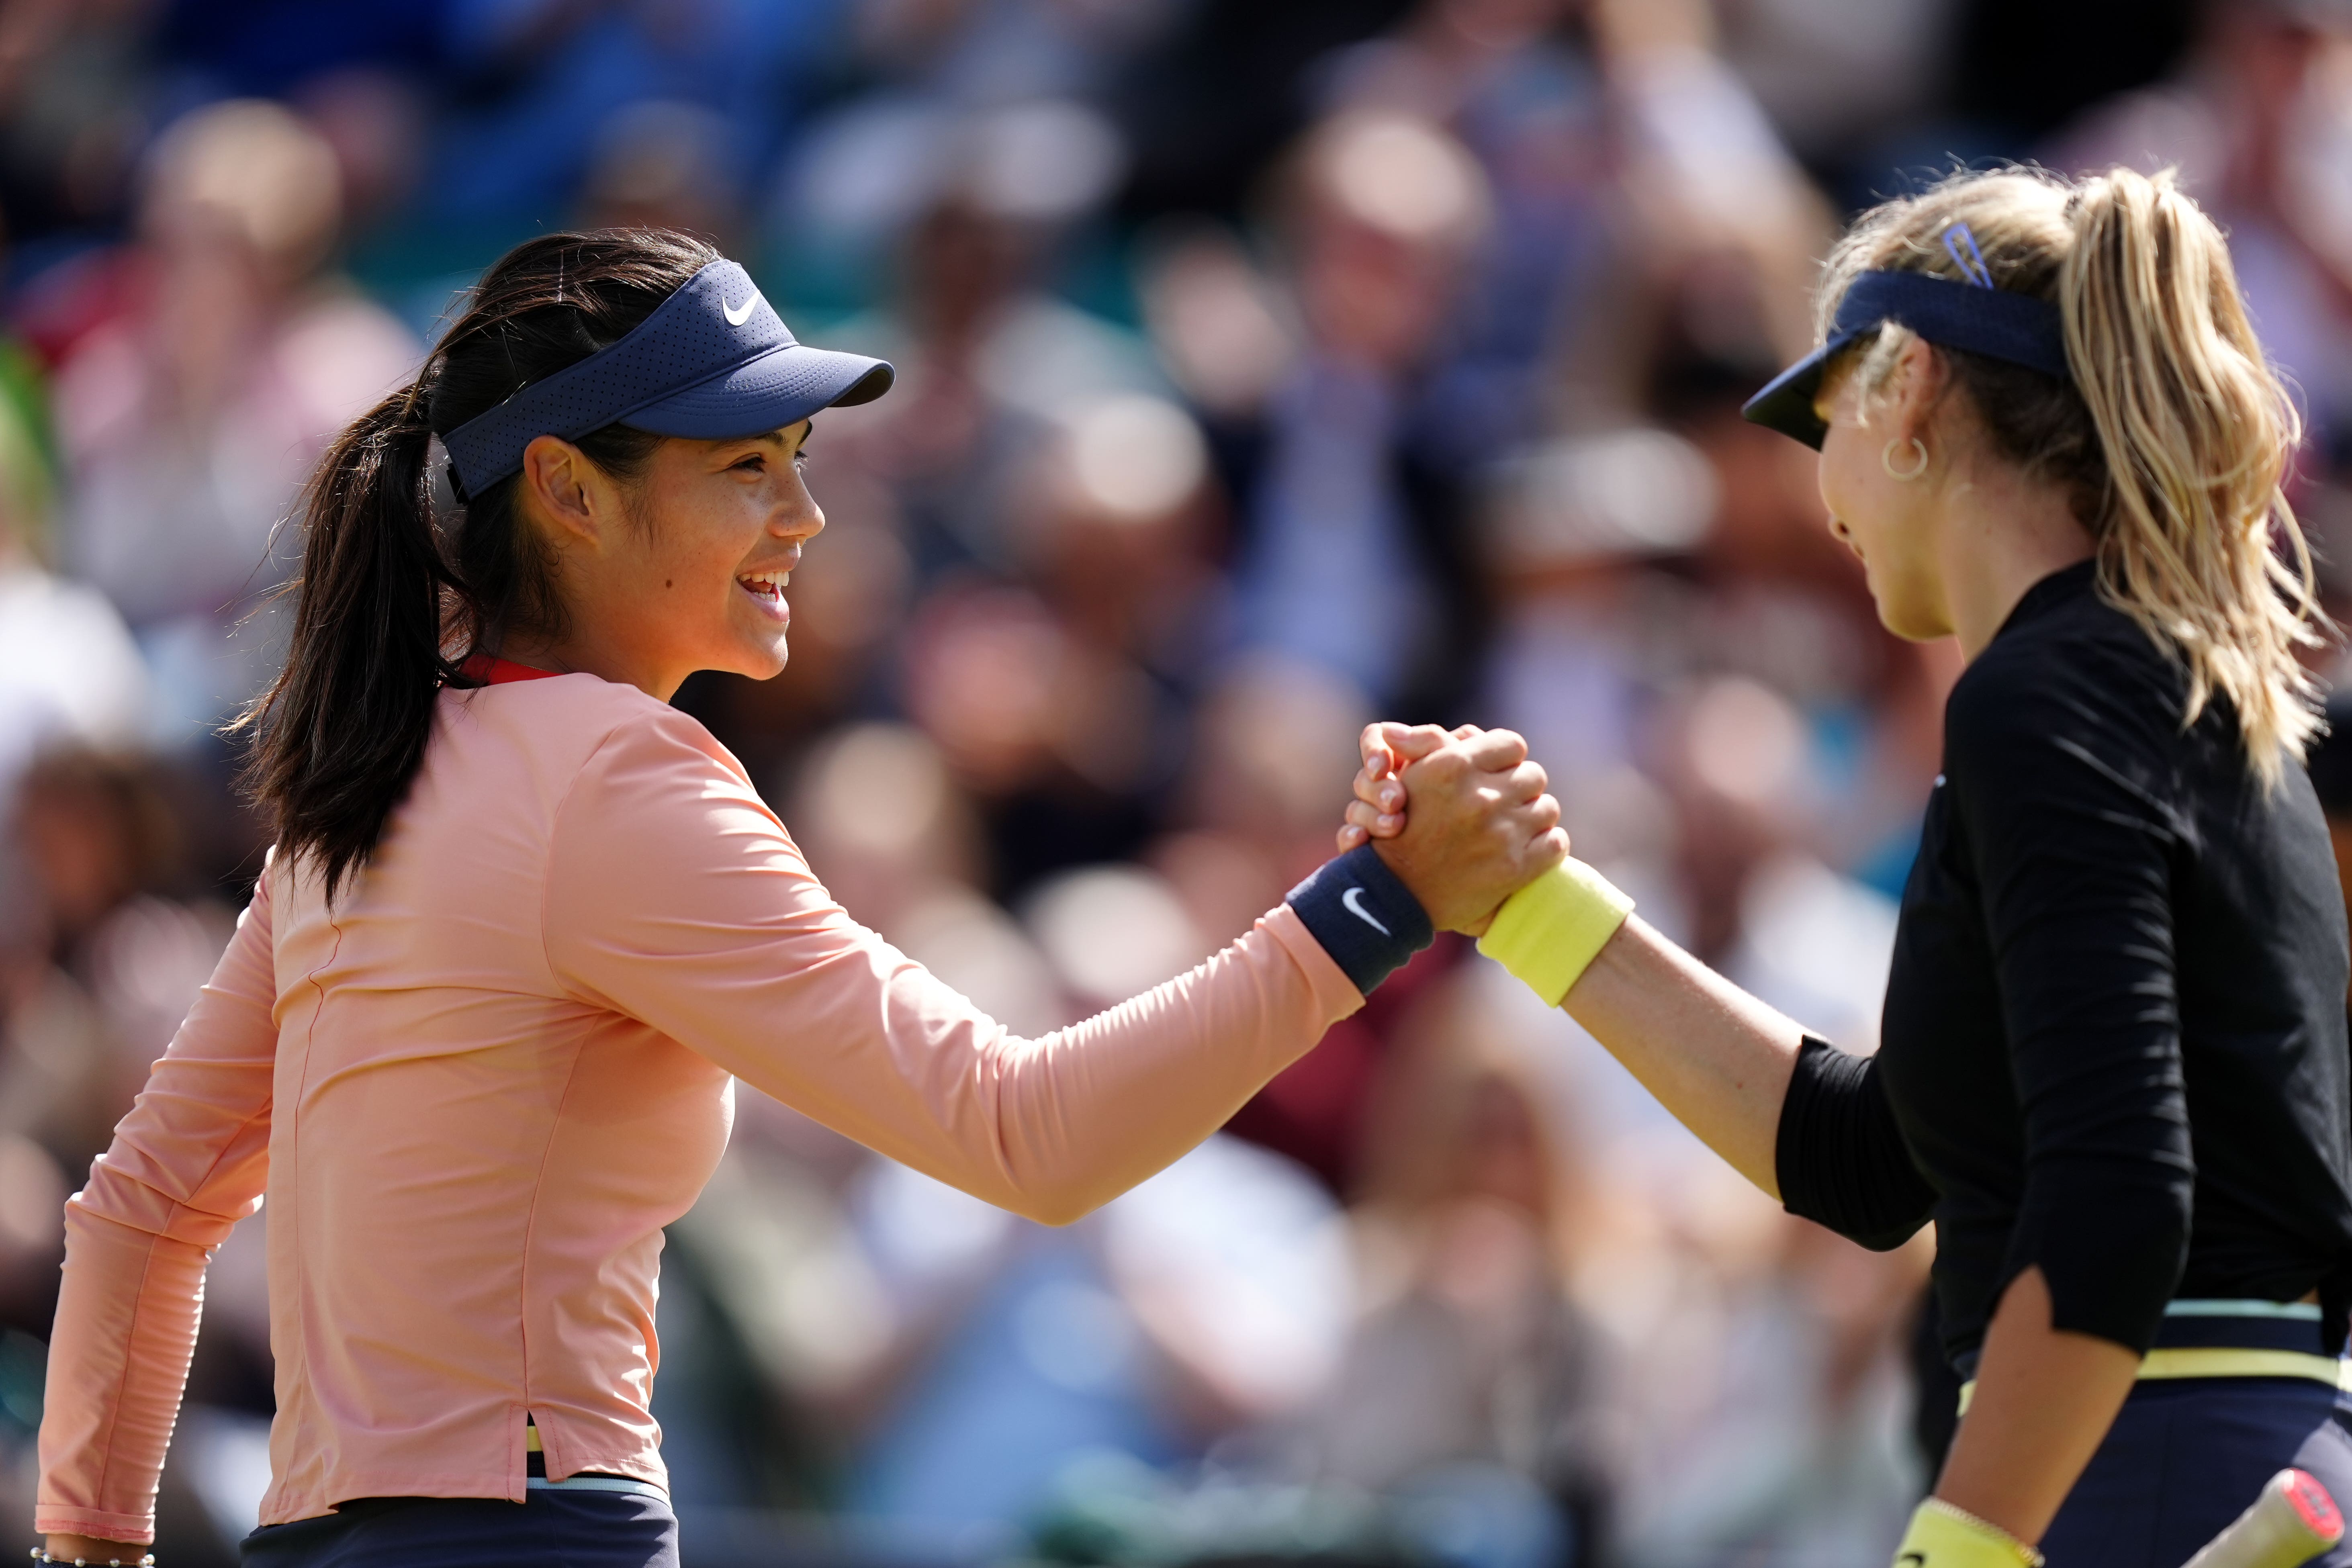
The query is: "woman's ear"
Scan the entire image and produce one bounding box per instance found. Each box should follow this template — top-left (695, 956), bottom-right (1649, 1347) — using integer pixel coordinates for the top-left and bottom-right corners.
top-left (517, 435), bottom-right (605, 550)
top-left (1890, 335), bottom-right (1947, 445)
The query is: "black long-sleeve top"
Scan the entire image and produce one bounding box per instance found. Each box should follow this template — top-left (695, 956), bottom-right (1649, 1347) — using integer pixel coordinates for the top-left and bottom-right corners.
top-left (1775, 562), bottom-right (2352, 1368)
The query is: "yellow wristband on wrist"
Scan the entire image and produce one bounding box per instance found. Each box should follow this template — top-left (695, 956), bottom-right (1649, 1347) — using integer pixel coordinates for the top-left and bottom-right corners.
top-left (1475, 857), bottom-right (1634, 1008)
top-left (1894, 1499), bottom-right (2045, 1568)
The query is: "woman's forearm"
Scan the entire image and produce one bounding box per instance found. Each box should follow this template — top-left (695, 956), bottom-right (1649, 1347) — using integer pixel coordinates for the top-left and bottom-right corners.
top-left (1564, 920), bottom-right (2140, 1546)
top-left (1935, 1266), bottom-right (2139, 1542)
top-left (1559, 914), bottom-right (1808, 1196)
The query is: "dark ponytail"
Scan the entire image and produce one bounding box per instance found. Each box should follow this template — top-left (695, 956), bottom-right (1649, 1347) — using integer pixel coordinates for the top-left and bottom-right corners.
top-left (237, 228), bottom-right (720, 901)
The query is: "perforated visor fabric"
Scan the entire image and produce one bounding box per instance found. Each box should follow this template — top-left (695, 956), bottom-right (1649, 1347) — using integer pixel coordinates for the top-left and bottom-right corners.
top-left (440, 258), bottom-right (894, 496)
top-left (623, 345), bottom-right (891, 438)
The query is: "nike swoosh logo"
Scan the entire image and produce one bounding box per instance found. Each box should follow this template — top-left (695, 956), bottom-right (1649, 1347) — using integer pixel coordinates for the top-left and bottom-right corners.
top-left (723, 293), bottom-right (758, 326)
top-left (1341, 886), bottom-right (1391, 936)
top-left (1898, 1554), bottom-right (1926, 1567)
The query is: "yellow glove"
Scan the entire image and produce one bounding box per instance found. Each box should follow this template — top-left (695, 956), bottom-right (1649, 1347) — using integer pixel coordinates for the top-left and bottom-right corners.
top-left (1893, 1499), bottom-right (2044, 1568)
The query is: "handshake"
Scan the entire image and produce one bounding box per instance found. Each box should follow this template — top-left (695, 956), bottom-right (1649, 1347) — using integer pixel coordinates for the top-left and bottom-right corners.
top-left (1329, 721), bottom-right (1569, 936)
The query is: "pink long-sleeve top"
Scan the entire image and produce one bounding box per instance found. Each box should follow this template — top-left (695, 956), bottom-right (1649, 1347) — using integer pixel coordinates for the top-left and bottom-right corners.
top-left (36, 672), bottom-right (1362, 1543)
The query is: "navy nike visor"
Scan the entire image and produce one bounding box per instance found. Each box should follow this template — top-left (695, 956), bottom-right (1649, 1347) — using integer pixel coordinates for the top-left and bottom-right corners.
top-left (442, 258), bottom-right (894, 498)
top-left (1740, 270), bottom-right (2070, 450)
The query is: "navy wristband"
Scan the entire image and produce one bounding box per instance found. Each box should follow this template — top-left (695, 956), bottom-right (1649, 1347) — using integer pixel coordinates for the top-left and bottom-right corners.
top-left (1285, 844), bottom-right (1436, 995)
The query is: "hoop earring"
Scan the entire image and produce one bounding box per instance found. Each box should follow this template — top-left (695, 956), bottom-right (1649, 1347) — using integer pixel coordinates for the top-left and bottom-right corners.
top-left (1882, 437), bottom-right (1929, 482)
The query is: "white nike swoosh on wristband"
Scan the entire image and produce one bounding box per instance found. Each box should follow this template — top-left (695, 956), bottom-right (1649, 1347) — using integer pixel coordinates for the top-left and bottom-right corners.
top-left (724, 294), bottom-right (758, 326)
top-left (1341, 886), bottom-right (1391, 936)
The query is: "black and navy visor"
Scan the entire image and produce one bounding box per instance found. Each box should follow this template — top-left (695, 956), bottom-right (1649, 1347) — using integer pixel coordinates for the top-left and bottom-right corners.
top-left (1739, 270), bottom-right (2070, 450)
top-left (441, 258), bottom-right (894, 498)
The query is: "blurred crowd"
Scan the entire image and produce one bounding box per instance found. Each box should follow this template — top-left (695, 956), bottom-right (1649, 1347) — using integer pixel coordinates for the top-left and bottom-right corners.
top-left (2, 0), bottom-right (2350, 1564)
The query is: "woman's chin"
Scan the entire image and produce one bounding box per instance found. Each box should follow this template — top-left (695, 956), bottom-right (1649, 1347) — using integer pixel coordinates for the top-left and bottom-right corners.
top-left (707, 634), bottom-right (791, 682)
top-left (1874, 599), bottom-right (1948, 643)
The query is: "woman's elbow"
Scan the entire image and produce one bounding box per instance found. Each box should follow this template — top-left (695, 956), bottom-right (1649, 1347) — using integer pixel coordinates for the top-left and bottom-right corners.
top-left (1000, 1182), bottom-right (1111, 1229)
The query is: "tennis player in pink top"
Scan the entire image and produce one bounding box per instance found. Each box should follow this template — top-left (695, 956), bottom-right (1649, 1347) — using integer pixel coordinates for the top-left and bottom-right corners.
top-left (33, 229), bottom-right (1565, 1568)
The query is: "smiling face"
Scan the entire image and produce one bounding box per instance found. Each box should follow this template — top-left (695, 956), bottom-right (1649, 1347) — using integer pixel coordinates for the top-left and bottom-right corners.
top-left (511, 418), bottom-right (824, 698)
top-left (1812, 348), bottom-right (1953, 643)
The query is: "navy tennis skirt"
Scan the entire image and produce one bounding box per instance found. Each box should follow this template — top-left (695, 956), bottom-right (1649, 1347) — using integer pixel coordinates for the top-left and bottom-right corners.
top-left (2036, 1306), bottom-right (2352, 1566)
top-left (239, 1489), bottom-right (677, 1568)
top-left (2042, 1376), bottom-right (2352, 1565)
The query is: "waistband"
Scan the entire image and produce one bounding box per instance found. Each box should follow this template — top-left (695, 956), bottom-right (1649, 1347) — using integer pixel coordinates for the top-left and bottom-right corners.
top-left (1957, 1300), bottom-right (2342, 1416)
top-left (523, 1424), bottom-right (668, 1501)
top-left (525, 1475), bottom-right (669, 1501)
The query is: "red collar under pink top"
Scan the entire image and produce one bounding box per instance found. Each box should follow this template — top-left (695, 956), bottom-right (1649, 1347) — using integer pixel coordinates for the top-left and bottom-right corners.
top-left (36, 673), bottom-right (1362, 1542)
top-left (459, 653), bottom-right (561, 685)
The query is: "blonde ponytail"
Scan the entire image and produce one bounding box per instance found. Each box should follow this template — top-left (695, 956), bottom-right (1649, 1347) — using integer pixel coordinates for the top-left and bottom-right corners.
top-left (2063, 168), bottom-right (2319, 786)
top-left (1819, 166), bottom-right (2322, 787)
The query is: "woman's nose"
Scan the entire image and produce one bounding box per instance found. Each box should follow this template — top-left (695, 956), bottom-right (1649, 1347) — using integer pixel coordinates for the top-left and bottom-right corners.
top-left (776, 483), bottom-right (825, 541)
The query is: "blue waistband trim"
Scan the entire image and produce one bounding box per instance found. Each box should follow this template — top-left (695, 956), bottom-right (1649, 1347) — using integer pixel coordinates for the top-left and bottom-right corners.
top-left (526, 1475), bottom-right (669, 1501)
top-left (2165, 1298), bottom-right (2323, 1320)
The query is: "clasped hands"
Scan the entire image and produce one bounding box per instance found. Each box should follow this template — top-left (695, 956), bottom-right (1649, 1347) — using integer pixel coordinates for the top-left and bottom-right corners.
top-left (1332, 721), bottom-right (1567, 934)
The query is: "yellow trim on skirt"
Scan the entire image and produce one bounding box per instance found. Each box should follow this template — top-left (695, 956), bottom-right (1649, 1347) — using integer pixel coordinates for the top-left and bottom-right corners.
top-left (1957, 1349), bottom-right (2352, 1416)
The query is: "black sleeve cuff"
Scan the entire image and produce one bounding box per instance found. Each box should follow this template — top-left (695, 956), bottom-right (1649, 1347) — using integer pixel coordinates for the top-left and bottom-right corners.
top-left (1775, 1036), bottom-right (1938, 1251)
top-left (1285, 844), bottom-right (1436, 996)
top-left (2002, 1160), bottom-right (2192, 1355)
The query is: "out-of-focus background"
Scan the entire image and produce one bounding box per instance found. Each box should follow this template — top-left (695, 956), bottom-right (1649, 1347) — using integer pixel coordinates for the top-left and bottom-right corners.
top-left (1, 0), bottom-right (2349, 1563)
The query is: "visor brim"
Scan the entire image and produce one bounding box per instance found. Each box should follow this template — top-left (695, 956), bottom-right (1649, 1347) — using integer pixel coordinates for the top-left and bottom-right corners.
top-left (1738, 330), bottom-right (1861, 451)
top-left (621, 342), bottom-right (895, 441)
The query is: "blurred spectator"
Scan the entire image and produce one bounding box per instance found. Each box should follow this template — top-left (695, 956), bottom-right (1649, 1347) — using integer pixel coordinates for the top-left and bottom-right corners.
top-left (787, 719), bottom-right (1043, 1008)
top-left (894, 579), bottom-right (1172, 894)
top-left (1296, 974), bottom-right (1611, 1564)
top-left (422, 0), bottom-right (841, 230)
top-left (1648, 677), bottom-right (1899, 1049)
top-left (0, 0), bottom-right (157, 251)
top-left (1114, 0), bottom-right (1419, 217)
top-left (2046, 1), bottom-right (2352, 463)
top-left (869, 391), bottom-right (1225, 897)
top-left (0, 737), bottom-right (239, 1568)
top-left (1712, 0), bottom-right (1955, 186)
top-left (578, 98), bottom-right (744, 245)
top-left (0, 375), bottom-right (149, 807)
top-left (2, 748), bottom-right (229, 1185)
top-left (29, 98), bottom-right (417, 746)
top-left (1134, 220), bottom-right (1301, 426)
top-left (834, 1131), bottom-right (1349, 1544)
top-left (805, 157), bottom-right (1162, 571)
top-left (1473, 423), bottom-right (1712, 842)
top-left (1604, 1193), bottom-right (1929, 1562)
top-left (1227, 110), bottom-right (1494, 712)
top-left (289, 69), bottom-right (429, 243)
top-left (844, 0), bottom-right (1187, 108)
top-left (1317, 0), bottom-right (1612, 463)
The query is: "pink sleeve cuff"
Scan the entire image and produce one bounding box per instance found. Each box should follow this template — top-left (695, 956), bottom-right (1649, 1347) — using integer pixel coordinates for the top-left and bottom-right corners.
top-left (34, 1504), bottom-right (155, 1545)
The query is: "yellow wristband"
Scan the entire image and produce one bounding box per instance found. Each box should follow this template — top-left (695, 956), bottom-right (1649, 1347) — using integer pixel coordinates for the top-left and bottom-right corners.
top-left (1475, 857), bottom-right (1634, 1008)
top-left (1893, 1500), bottom-right (2044, 1568)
